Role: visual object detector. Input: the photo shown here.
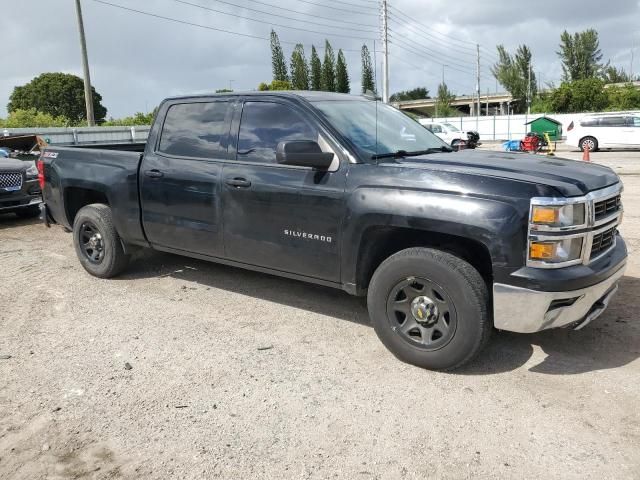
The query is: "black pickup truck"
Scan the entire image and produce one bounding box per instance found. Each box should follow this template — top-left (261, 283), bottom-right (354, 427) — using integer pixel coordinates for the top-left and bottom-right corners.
top-left (39, 91), bottom-right (627, 370)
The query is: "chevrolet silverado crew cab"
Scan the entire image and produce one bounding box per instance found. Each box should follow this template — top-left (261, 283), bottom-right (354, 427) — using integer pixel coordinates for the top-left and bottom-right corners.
top-left (39, 92), bottom-right (627, 371)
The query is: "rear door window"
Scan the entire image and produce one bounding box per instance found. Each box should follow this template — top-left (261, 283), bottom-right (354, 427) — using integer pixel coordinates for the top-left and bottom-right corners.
top-left (237, 101), bottom-right (317, 163)
top-left (599, 117), bottom-right (626, 127)
top-left (634, 117), bottom-right (640, 127)
top-left (159, 102), bottom-right (231, 158)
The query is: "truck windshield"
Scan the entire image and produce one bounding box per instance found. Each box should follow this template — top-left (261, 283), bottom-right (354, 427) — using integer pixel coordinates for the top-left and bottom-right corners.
top-left (313, 100), bottom-right (449, 161)
top-left (443, 122), bottom-right (460, 132)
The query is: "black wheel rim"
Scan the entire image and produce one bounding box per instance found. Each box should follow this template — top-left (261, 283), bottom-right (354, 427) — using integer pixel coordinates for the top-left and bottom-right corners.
top-left (385, 276), bottom-right (457, 351)
top-left (79, 221), bottom-right (105, 264)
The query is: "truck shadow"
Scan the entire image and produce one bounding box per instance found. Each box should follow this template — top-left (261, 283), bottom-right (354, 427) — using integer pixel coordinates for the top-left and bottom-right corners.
top-left (122, 250), bottom-right (640, 376)
top-left (123, 249), bottom-right (372, 327)
top-left (459, 275), bottom-right (640, 375)
top-left (0, 212), bottom-right (42, 230)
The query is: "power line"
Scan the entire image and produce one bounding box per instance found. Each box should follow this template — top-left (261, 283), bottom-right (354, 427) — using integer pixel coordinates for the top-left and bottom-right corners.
top-left (388, 29), bottom-right (476, 73)
top-left (388, 26), bottom-right (490, 73)
top-left (226, 0), bottom-right (377, 29)
top-left (305, 0), bottom-right (378, 9)
top-left (388, 52), bottom-right (471, 92)
top-left (294, 0), bottom-right (378, 16)
top-left (388, 4), bottom-right (477, 47)
top-left (170, 0), bottom-right (377, 39)
top-left (388, 14), bottom-right (477, 58)
top-left (91, 0), bottom-right (371, 53)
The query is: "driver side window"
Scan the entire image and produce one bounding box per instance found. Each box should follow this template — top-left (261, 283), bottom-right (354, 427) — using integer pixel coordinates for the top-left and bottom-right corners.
top-left (237, 101), bottom-right (318, 163)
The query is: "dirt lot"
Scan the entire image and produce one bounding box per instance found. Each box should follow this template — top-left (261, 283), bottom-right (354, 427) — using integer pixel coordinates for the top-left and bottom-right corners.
top-left (1, 166), bottom-right (639, 479)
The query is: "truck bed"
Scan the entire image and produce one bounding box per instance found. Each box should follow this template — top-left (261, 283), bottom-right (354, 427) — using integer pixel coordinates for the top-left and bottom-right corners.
top-left (41, 145), bottom-right (146, 245)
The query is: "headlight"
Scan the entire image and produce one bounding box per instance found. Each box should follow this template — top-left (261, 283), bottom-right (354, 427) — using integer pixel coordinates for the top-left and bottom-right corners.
top-left (25, 165), bottom-right (38, 178)
top-left (529, 237), bottom-right (583, 264)
top-left (530, 203), bottom-right (586, 229)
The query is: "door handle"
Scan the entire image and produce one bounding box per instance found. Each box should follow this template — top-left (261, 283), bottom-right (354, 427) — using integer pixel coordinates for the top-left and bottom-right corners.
top-left (225, 178), bottom-right (252, 188)
top-left (144, 169), bottom-right (164, 178)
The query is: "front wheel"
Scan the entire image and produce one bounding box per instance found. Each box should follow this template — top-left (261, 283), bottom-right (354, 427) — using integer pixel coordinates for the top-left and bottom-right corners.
top-left (72, 204), bottom-right (129, 278)
top-left (367, 248), bottom-right (491, 371)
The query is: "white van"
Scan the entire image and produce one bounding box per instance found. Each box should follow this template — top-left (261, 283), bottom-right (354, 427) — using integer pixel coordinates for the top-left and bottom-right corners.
top-left (566, 112), bottom-right (640, 151)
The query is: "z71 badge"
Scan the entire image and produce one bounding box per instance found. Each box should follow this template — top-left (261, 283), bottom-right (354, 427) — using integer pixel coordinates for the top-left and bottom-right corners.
top-left (284, 229), bottom-right (332, 243)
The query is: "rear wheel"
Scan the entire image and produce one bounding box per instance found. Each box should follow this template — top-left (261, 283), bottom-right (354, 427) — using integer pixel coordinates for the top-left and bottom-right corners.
top-left (579, 136), bottom-right (598, 152)
top-left (367, 248), bottom-right (491, 371)
top-left (73, 204), bottom-right (129, 278)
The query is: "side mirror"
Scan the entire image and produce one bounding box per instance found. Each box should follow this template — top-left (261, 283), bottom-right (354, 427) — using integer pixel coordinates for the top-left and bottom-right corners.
top-left (276, 140), bottom-right (334, 169)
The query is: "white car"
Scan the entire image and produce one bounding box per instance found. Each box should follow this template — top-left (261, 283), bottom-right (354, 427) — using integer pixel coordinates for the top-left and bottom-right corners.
top-left (566, 113), bottom-right (640, 151)
top-left (419, 120), bottom-right (470, 149)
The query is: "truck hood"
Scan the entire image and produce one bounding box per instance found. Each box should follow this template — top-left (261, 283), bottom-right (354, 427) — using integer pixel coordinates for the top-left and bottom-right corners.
top-left (0, 158), bottom-right (30, 172)
top-left (396, 149), bottom-right (619, 197)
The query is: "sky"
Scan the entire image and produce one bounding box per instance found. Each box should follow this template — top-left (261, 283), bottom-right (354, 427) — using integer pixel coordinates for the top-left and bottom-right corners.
top-left (1, 0), bottom-right (638, 118)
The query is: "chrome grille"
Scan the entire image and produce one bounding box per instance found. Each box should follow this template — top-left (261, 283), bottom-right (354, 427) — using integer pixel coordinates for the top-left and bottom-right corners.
top-left (590, 227), bottom-right (617, 259)
top-left (594, 195), bottom-right (621, 221)
top-left (0, 172), bottom-right (23, 191)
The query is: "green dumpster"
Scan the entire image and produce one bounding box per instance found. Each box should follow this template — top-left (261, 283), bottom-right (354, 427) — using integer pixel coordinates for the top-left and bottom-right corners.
top-left (524, 116), bottom-right (563, 141)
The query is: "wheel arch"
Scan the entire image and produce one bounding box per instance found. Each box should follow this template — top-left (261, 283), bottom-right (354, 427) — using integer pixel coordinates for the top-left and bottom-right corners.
top-left (64, 186), bottom-right (109, 226)
top-left (353, 226), bottom-right (493, 294)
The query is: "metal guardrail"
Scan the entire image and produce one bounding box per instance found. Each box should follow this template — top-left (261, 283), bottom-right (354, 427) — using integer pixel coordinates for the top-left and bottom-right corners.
top-left (1, 126), bottom-right (151, 146)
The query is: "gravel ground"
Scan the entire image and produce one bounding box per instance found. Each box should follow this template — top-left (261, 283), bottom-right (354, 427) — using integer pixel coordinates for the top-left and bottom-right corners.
top-left (1, 171), bottom-right (639, 479)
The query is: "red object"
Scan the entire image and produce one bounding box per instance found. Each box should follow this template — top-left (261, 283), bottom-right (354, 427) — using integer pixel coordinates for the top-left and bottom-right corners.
top-left (582, 144), bottom-right (591, 162)
top-left (37, 159), bottom-right (45, 189)
top-left (521, 133), bottom-right (540, 152)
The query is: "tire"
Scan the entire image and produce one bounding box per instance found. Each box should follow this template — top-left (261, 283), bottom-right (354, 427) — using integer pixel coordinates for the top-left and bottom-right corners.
top-left (451, 139), bottom-right (465, 151)
top-left (579, 136), bottom-right (598, 152)
top-left (72, 203), bottom-right (129, 278)
top-left (15, 205), bottom-right (41, 219)
top-left (367, 248), bottom-right (491, 371)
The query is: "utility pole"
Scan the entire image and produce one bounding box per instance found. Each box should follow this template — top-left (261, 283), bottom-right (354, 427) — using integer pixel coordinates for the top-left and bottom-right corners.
top-left (476, 44), bottom-right (480, 126)
top-left (527, 62), bottom-right (532, 115)
top-left (631, 48), bottom-right (635, 80)
top-left (380, 0), bottom-right (389, 103)
top-left (75, 0), bottom-right (95, 126)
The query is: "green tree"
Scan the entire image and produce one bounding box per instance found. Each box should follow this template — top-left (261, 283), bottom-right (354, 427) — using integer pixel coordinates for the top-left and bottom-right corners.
top-left (215, 88), bottom-right (233, 93)
top-left (361, 45), bottom-right (375, 94)
top-left (389, 87), bottom-right (429, 102)
top-left (606, 83), bottom-right (640, 110)
top-left (335, 49), bottom-right (350, 93)
top-left (435, 83), bottom-right (456, 117)
top-left (0, 108), bottom-right (70, 128)
top-left (557, 29), bottom-right (604, 82)
top-left (103, 110), bottom-right (157, 126)
top-left (602, 65), bottom-right (632, 84)
top-left (321, 40), bottom-right (336, 92)
top-left (310, 45), bottom-right (322, 91)
top-left (256, 80), bottom-right (292, 91)
top-left (546, 78), bottom-right (608, 112)
top-left (290, 44), bottom-right (310, 90)
top-left (270, 30), bottom-right (288, 82)
top-left (491, 44), bottom-right (536, 113)
top-left (8, 72), bottom-right (107, 124)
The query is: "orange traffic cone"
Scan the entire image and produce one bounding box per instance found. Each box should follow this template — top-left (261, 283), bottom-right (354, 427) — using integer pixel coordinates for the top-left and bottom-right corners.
top-left (582, 144), bottom-right (591, 162)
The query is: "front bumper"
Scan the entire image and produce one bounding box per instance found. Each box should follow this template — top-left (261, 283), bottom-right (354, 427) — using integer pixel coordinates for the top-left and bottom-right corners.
top-left (0, 194), bottom-right (42, 212)
top-left (493, 262), bottom-right (626, 333)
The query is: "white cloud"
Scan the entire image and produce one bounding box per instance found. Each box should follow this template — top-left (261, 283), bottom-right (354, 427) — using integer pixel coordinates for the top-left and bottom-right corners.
top-left (1, 0), bottom-right (637, 118)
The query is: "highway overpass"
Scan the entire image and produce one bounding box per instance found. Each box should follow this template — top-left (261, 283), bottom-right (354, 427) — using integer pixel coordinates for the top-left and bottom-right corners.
top-left (392, 92), bottom-right (516, 116)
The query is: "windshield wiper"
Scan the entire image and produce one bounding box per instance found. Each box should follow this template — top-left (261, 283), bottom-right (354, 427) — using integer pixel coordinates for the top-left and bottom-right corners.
top-left (371, 146), bottom-right (452, 160)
